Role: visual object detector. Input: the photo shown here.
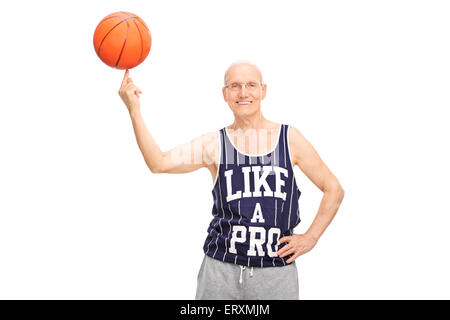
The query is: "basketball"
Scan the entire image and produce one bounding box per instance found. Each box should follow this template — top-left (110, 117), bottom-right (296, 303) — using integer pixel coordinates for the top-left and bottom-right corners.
top-left (93, 11), bottom-right (151, 70)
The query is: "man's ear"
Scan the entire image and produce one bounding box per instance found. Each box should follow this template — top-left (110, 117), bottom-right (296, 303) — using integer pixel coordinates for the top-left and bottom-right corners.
top-left (261, 83), bottom-right (267, 100)
top-left (222, 87), bottom-right (228, 101)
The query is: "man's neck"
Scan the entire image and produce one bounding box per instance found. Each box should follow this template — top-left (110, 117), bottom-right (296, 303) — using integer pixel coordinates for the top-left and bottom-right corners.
top-left (229, 114), bottom-right (270, 131)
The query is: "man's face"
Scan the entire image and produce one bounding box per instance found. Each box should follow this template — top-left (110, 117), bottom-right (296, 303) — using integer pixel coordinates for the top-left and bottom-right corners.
top-left (222, 64), bottom-right (267, 116)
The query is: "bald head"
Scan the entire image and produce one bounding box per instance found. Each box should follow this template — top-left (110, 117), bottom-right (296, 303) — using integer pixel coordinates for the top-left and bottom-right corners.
top-left (224, 61), bottom-right (264, 86)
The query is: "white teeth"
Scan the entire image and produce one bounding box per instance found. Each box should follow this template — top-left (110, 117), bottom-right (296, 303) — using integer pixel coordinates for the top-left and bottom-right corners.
top-left (238, 101), bottom-right (251, 105)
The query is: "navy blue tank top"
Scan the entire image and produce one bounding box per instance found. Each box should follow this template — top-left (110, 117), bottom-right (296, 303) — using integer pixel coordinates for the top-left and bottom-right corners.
top-left (202, 124), bottom-right (301, 267)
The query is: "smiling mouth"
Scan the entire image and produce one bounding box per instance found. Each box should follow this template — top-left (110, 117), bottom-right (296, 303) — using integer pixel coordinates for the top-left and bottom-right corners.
top-left (237, 101), bottom-right (253, 105)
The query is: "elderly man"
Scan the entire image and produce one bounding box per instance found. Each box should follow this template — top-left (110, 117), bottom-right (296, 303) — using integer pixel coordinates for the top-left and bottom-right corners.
top-left (118, 61), bottom-right (344, 300)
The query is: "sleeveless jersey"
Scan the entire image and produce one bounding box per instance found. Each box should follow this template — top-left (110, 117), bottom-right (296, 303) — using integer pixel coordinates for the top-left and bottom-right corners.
top-left (202, 124), bottom-right (301, 267)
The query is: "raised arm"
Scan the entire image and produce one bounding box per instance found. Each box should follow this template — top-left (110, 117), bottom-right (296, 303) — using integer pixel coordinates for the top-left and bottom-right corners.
top-left (118, 69), bottom-right (215, 174)
top-left (129, 115), bottom-right (214, 174)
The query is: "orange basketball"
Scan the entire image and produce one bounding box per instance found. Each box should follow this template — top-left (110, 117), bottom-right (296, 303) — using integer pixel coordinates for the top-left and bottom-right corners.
top-left (93, 11), bottom-right (151, 70)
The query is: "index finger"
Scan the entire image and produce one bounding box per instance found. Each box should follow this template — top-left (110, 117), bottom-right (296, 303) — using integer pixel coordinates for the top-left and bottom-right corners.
top-left (121, 69), bottom-right (129, 87)
top-left (279, 236), bottom-right (292, 244)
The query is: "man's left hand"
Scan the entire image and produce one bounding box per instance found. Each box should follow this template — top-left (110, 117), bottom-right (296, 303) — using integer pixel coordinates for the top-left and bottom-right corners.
top-left (277, 233), bottom-right (318, 264)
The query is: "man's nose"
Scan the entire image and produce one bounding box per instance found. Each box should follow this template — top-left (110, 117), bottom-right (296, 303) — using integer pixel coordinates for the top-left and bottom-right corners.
top-left (239, 85), bottom-right (249, 97)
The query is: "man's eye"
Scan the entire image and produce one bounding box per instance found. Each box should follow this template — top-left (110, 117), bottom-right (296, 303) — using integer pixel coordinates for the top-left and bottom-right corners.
top-left (231, 84), bottom-right (239, 88)
top-left (248, 83), bottom-right (257, 88)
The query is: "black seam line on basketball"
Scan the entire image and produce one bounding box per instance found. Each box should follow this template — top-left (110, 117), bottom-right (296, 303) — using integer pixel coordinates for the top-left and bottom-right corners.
top-left (100, 12), bottom-right (135, 23)
top-left (136, 17), bottom-right (149, 31)
top-left (133, 20), bottom-right (144, 64)
top-left (96, 15), bottom-right (137, 40)
top-left (98, 15), bottom-right (124, 24)
top-left (96, 16), bottom-right (137, 55)
top-left (120, 12), bottom-right (138, 20)
top-left (135, 19), bottom-right (151, 63)
top-left (96, 16), bottom-right (137, 56)
top-left (134, 18), bottom-right (150, 42)
top-left (95, 17), bottom-right (123, 53)
top-left (114, 21), bottom-right (130, 68)
top-left (98, 14), bottom-right (138, 26)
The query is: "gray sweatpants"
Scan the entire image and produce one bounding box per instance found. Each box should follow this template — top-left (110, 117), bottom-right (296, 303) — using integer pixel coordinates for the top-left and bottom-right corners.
top-left (195, 255), bottom-right (299, 300)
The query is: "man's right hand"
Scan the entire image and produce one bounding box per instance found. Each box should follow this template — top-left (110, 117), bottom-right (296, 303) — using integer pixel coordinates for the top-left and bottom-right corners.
top-left (118, 69), bottom-right (143, 114)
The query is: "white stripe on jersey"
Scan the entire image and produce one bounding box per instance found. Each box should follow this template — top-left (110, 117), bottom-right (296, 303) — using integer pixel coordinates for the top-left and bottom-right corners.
top-left (206, 215), bottom-right (220, 256)
top-left (213, 166), bottom-right (226, 259)
top-left (275, 143), bottom-right (278, 167)
top-left (224, 203), bottom-right (234, 262)
top-left (288, 177), bottom-right (294, 229)
top-left (274, 199), bottom-right (277, 225)
top-left (284, 126), bottom-right (287, 167)
top-left (206, 197), bottom-right (221, 255)
top-left (238, 200), bottom-right (242, 225)
top-left (224, 130), bottom-right (227, 170)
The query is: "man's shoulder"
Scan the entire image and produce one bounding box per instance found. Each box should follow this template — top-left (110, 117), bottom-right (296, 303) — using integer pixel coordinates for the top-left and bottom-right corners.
top-left (198, 131), bottom-right (220, 166)
top-left (200, 131), bottom-right (219, 145)
top-left (287, 124), bottom-right (303, 140)
top-left (198, 131), bottom-right (220, 157)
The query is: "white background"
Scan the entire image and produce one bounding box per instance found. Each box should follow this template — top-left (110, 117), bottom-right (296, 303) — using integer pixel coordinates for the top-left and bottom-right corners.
top-left (0, 0), bottom-right (449, 299)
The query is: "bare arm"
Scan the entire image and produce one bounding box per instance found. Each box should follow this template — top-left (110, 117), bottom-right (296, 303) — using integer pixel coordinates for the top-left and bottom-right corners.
top-left (290, 126), bottom-right (345, 240)
top-left (278, 126), bottom-right (344, 263)
top-left (118, 70), bottom-right (215, 174)
top-left (130, 110), bottom-right (215, 173)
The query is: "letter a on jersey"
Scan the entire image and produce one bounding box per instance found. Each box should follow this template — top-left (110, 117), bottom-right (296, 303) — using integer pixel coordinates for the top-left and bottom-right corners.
top-left (250, 203), bottom-right (265, 223)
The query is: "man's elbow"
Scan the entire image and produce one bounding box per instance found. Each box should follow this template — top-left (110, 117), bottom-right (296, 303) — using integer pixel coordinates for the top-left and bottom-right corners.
top-left (335, 184), bottom-right (345, 203)
top-left (147, 153), bottom-right (166, 174)
top-left (149, 167), bottom-right (160, 174)
top-left (337, 186), bottom-right (344, 201)
top-left (148, 163), bottom-right (164, 174)
top-left (325, 182), bottom-right (345, 200)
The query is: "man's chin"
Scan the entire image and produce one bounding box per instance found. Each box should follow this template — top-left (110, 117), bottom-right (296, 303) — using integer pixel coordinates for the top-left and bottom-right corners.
top-left (233, 108), bottom-right (258, 116)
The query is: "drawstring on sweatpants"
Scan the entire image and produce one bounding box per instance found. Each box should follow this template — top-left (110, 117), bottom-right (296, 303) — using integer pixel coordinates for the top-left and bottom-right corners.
top-left (239, 266), bottom-right (254, 284)
top-left (239, 266), bottom-right (246, 284)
